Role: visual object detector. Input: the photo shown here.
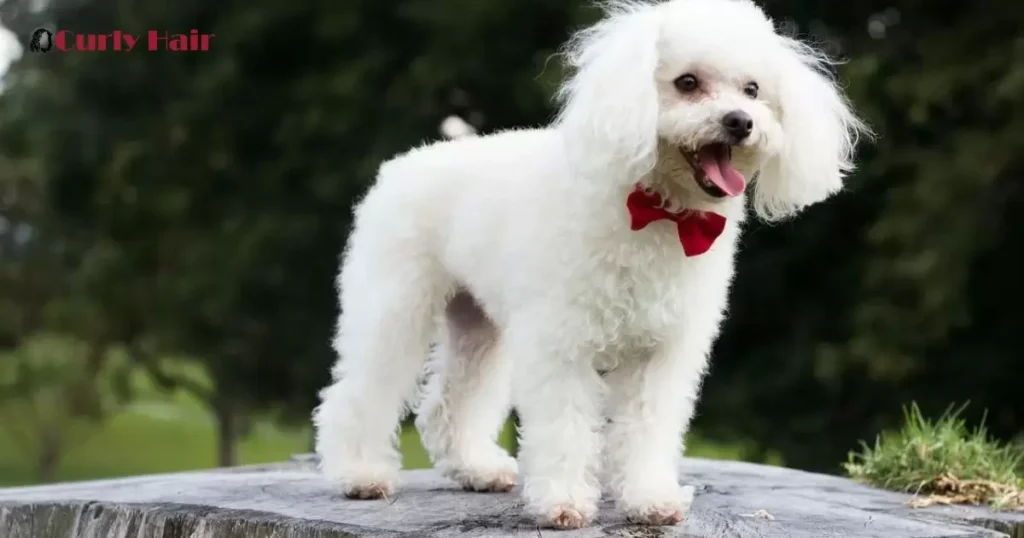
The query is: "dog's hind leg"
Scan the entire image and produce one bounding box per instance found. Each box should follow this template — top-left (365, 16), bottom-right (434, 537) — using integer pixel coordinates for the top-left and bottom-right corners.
top-left (415, 290), bottom-right (518, 492)
top-left (313, 202), bottom-right (451, 499)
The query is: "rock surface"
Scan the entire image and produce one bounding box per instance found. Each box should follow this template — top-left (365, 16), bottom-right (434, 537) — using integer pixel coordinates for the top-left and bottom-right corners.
top-left (1, 454), bottom-right (1021, 537)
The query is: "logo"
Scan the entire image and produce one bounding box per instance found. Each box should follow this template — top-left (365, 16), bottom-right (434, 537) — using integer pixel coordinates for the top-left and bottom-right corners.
top-left (28, 28), bottom-right (53, 52)
top-left (27, 29), bottom-right (214, 52)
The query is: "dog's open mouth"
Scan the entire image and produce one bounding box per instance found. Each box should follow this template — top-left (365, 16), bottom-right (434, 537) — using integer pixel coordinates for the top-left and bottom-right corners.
top-left (680, 144), bottom-right (746, 198)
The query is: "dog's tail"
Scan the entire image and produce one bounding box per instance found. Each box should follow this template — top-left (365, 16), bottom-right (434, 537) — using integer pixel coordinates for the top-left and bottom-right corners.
top-left (439, 115), bottom-right (477, 139)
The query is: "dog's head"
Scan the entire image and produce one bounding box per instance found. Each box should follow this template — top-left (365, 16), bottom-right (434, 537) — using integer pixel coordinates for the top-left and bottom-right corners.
top-left (556, 0), bottom-right (870, 220)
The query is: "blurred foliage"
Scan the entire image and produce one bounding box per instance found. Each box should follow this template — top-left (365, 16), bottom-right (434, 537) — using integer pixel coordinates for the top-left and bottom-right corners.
top-left (0, 333), bottom-right (133, 481)
top-left (0, 0), bottom-right (1021, 472)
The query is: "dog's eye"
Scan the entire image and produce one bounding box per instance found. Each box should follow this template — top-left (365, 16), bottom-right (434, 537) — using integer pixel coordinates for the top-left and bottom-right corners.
top-left (743, 82), bottom-right (759, 98)
top-left (674, 74), bottom-right (699, 93)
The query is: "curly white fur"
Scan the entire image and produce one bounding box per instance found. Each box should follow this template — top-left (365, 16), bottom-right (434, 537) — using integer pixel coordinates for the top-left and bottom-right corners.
top-left (314, 0), bottom-right (868, 529)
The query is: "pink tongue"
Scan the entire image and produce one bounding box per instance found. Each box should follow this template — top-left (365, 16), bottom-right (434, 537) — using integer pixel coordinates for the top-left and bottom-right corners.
top-left (698, 147), bottom-right (745, 196)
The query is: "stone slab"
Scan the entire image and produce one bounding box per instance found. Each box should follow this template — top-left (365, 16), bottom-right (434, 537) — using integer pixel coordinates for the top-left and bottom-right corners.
top-left (0, 455), bottom-right (1021, 537)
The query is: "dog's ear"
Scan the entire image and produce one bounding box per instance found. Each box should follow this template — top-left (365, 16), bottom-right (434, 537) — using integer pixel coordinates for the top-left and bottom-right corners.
top-left (753, 38), bottom-right (871, 221)
top-left (555, 2), bottom-right (661, 176)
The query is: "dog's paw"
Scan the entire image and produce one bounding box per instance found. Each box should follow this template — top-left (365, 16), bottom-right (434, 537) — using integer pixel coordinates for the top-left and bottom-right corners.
top-left (624, 502), bottom-right (687, 526)
top-left (323, 461), bottom-right (397, 500)
top-left (522, 469), bottom-right (600, 528)
top-left (438, 450), bottom-right (519, 493)
top-left (342, 481), bottom-right (394, 500)
top-left (619, 486), bottom-right (693, 526)
top-left (540, 504), bottom-right (592, 530)
top-left (458, 467), bottom-right (518, 492)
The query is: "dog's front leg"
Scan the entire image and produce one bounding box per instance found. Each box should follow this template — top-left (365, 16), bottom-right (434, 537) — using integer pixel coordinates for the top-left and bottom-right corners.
top-left (509, 316), bottom-right (606, 530)
top-left (602, 341), bottom-right (709, 525)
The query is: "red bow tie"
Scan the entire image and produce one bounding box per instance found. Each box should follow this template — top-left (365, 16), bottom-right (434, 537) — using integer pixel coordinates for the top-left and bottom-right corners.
top-left (626, 187), bottom-right (727, 256)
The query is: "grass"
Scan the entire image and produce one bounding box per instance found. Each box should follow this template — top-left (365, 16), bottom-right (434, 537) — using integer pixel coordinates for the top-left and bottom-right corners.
top-left (0, 380), bottom-right (770, 486)
top-left (0, 398), bottom-right (305, 486)
top-left (844, 403), bottom-right (1024, 510)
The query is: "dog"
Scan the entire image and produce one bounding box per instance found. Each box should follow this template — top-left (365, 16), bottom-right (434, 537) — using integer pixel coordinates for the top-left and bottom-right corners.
top-left (314, 0), bottom-right (868, 530)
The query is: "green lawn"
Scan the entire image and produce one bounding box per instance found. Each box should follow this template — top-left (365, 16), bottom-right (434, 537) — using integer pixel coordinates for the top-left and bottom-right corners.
top-left (0, 388), bottom-right (773, 486)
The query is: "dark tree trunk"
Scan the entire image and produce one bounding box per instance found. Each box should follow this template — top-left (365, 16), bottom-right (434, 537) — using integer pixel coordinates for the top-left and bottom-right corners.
top-left (213, 398), bottom-right (239, 467)
top-left (37, 430), bottom-right (61, 483)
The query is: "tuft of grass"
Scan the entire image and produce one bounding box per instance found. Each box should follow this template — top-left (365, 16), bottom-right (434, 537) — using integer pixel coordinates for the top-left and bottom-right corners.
top-left (844, 403), bottom-right (1024, 510)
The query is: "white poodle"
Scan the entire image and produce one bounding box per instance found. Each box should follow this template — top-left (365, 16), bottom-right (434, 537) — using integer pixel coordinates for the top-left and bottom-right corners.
top-left (314, 0), bottom-right (867, 530)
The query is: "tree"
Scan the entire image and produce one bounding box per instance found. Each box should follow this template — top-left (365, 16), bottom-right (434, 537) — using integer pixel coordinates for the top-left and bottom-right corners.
top-left (0, 82), bottom-right (137, 482)
top-left (0, 334), bottom-right (132, 482)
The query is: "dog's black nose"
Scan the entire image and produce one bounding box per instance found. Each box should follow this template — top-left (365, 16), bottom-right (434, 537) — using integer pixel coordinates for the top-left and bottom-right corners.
top-left (722, 110), bottom-right (753, 141)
